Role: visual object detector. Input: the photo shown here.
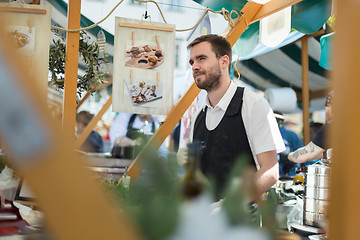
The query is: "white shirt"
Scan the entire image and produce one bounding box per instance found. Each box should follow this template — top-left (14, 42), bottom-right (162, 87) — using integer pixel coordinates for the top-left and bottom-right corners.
top-left (188, 81), bottom-right (285, 169)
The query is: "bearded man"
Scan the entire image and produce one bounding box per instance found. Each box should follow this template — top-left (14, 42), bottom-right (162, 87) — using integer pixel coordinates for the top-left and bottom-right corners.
top-left (180, 34), bottom-right (285, 201)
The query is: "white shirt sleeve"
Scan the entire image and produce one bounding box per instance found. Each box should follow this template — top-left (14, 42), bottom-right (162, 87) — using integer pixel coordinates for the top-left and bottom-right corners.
top-left (242, 90), bottom-right (285, 162)
top-left (109, 113), bottom-right (132, 147)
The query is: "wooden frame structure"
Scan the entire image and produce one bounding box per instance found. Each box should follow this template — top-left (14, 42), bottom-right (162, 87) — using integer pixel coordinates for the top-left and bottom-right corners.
top-left (73, 0), bottom-right (313, 180)
top-left (3, 0), bottom-right (357, 239)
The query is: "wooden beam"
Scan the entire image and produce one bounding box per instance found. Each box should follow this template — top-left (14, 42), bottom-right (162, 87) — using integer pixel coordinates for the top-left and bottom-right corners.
top-left (0, 22), bottom-right (141, 240)
top-left (250, 0), bottom-right (303, 24)
top-left (329, 1), bottom-right (360, 239)
top-left (119, 22), bottom-right (175, 32)
top-left (125, 83), bottom-right (201, 183)
top-left (0, 6), bottom-right (46, 14)
top-left (76, 91), bottom-right (91, 110)
top-left (224, 2), bottom-right (262, 45)
top-left (301, 37), bottom-right (310, 145)
top-left (62, 0), bottom-right (81, 143)
top-left (75, 95), bottom-right (112, 149)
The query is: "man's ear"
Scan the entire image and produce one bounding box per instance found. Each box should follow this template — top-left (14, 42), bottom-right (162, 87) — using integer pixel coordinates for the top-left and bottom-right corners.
top-left (220, 55), bottom-right (230, 70)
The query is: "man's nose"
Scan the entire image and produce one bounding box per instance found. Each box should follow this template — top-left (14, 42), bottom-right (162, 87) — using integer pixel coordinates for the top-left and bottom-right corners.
top-left (192, 62), bottom-right (200, 71)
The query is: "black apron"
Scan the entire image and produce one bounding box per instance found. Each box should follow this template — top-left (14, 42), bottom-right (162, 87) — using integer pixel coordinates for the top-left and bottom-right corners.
top-left (193, 87), bottom-right (256, 199)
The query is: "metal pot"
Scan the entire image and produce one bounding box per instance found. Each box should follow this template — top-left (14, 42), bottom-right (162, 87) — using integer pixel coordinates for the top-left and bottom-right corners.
top-left (303, 164), bottom-right (331, 227)
top-left (306, 165), bottom-right (331, 176)
top-left (304, 197), bottom-right (329, 214)
top-left (305, 174), bottom-right (331, 188)
top-left (304, 186), bottom-right (330, 200)
top-left (303, 211), bottom-right (327, 227)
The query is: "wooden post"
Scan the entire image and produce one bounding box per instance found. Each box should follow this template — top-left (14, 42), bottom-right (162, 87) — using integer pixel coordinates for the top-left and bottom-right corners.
top-left (301, 37), bottom-right (310, 145)
top-left (62, 0), bottom-right (81, 142)
top-left (0, 24), bottom-right (142, 240)
top-left (76, 91), bottom-right (91, 110)
top-left (329, 1), bottom-right (360, 239)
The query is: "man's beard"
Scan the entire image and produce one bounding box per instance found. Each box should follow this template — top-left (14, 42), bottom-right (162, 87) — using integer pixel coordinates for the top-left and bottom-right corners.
top-left (194, 64), bottom-right (222, 91)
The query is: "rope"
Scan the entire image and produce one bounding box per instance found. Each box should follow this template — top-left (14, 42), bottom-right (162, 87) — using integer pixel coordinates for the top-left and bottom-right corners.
top-left (50, 0), bottom-right (242, 33)
top-left (51, 0), bottom-right (125, 32)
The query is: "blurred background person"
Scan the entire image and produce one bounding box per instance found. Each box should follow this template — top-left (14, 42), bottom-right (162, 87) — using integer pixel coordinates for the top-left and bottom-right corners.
top-left (310, 121), bottom-right (324, 141)
top-left (109, 113), bottom-right (168, 156)
top-left (288, 90), bottom-right (334, 163)
top-left (274, 112), bottom-right (303, 178)
top-left (76, 111), bottom-right (104, 153)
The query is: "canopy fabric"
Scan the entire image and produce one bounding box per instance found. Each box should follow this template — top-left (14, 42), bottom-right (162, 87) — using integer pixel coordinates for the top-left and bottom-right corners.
top-left (192, 0), bottom-right (332, 95)
top-left (235, 34), bottom-right (330, 93)
top-left (319, 32), bottom-right (334, 70)
top-left (48, 0), bottom-right (331, 96)
top-left (193, 0), bottom-right (331, 35)
top-left (194, 0), bottom-right (332, 57)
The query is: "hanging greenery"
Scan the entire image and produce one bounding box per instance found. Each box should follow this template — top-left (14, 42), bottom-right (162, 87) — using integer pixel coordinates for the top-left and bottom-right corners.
top-left (48, 31), bottom-right (109, 95)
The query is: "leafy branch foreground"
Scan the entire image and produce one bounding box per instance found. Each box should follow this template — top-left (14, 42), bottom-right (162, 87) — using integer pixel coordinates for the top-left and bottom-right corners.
top-left (102, 150), bottom-right (279, 240)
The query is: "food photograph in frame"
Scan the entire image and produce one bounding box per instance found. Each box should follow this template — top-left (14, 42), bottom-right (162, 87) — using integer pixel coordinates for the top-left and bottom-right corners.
top-left (0, 3), bottom-right (51, 96)
top-left (112, 17), bottom-right (175, 115)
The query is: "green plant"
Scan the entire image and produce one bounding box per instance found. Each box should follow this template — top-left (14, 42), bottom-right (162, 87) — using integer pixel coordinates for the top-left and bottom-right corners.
top-left (102, 150), bottom-right (278, 240)
top-left (48, 31), bottom-right (109, 95)
top-left (103, 149), bottom-right (181, 240)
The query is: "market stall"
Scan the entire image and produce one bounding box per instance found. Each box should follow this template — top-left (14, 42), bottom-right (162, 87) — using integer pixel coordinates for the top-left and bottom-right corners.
top-left (2, 0), bottom-right (357, 240)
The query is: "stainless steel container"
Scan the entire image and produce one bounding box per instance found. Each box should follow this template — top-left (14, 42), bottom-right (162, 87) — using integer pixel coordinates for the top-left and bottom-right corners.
top-left (304, 197), bottom-right (329, 214)
top-left (305, 174), bottom-right (330, 188)
top-left (303, 211), bottom-right (327, 227)
top-left (304, 186), bottom-right (330, 200)
top-left (303, 164), bottom-right (331, 227)
top-left (306, 165), bottom-right (331, 175)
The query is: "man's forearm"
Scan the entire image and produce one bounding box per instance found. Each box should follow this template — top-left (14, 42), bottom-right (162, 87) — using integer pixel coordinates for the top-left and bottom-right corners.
top-left (254, 162), bottom-right (279, 199)
top-left (253, 151), bottom-right (279, 200)
top-left (288, 142), bottom-right (324, 163)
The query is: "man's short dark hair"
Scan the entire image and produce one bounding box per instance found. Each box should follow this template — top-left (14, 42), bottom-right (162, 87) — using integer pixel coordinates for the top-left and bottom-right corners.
top-left (76, 111), bottom-right (94, 126)
top-left (187, 34), bottom-right (232, 72)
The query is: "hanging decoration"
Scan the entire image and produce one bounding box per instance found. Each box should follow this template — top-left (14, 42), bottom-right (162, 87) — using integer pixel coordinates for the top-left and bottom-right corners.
top-left (112, 17), bottom-right (175, 115)
top-left (96, 29), bottom-right (106, 59)
top-left (48, 31), bottom-right (109, 94)
top-left (0, 2), bottom-right (51, 96)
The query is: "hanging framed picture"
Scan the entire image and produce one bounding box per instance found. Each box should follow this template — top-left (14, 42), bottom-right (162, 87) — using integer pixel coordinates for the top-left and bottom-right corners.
top-left (0, 3), bottom-right (51, 99)
top-left (112, 17), bottom-right (175, 115)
